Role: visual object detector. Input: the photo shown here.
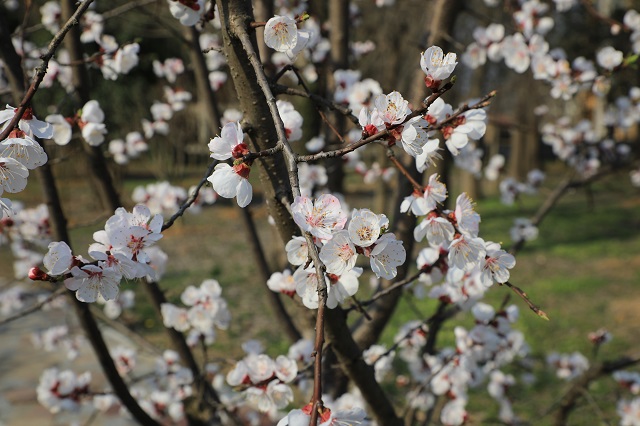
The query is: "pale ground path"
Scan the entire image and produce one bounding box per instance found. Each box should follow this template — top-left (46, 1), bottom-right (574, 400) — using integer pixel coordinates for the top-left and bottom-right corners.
top-left (0, 284), bottom-right (155, 426)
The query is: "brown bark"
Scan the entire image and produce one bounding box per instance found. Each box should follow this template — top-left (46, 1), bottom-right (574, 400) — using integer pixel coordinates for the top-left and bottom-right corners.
top-left (324, 0), bottom-right (350, 193)
top-left (215, 0), bottom-right (298, 242)
top-left (60, 0), bottom-right (121, 212)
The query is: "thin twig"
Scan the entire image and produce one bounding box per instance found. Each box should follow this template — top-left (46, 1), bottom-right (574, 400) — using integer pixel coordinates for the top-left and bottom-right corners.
top-left (271, 83), bottom-right (359, 124)
top-left (501, 281), bottom-right (549, 320)
top-left (288, 65), bottom-right (345, 143)
top-left (0, 288), bottom-right (66, 327)
top-left (295, 82), bottom-right (457, 162)
top-left (162, 160), bottom-right (218, 231)
top-left (102, 0), bottom-right (160, 20)
top-left (359, 270), bottom-right (423, 308)
top-left (388, 149), bottom-right (423, 192)
top-left (579, 0), bottom-right (631, 32)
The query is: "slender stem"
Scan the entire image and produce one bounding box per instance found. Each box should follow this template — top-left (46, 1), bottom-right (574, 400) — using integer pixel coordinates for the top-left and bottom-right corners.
top-left (501, 281), bottom-right (549, 320)
top-left (388, 149), bottom-right (423, 192)
top-left (579, 0), bottom-right (630, 32)
top-left (271, 83), bottom-right (359, 124)
top-left (359, 270), bottom-right (423, 308)
top-left (162, 160), bottom-right (218, 231)
top-left (0, 288), bottom-right (65, 327)
top-left (296, 82), bottom-right (458, 162)
top-left (288, 65), bottom-right (345, 143)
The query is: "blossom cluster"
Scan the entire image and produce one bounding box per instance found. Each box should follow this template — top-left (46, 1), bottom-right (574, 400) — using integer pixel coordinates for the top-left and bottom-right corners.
top-left (404, 174), bottom-right (516, 305)
top-left (0, 107), bottom-right (51, 218)
top-left (394, 303), bottom-right (528, 425)
top-left (269, 194), bottom-right (406, 309)
top-left (34, 205), bottom-right (166, 303)
top-left (161, 278), bottom-right (231, 346)
top-left (464, 1), bottom-right (640, 101)
top-left (226, 349), bottom-right (298, 414)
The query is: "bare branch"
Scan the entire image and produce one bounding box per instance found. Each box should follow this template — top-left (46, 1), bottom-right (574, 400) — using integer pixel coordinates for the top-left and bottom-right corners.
top-left (0, 288), bottom-right (65, 327)
top-left (162, 160), bottom-right (218, 232)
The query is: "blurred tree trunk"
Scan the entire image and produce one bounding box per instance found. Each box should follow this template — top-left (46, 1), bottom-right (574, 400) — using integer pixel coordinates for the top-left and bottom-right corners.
top-left (324, 0), bottom-right (350, 193)
top-left (61, 0), bottom-right (121, 212)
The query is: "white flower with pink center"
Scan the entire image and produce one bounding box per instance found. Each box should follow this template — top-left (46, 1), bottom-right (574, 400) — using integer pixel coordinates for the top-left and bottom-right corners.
top-left (319, 230), bottom-right (357, 275)
top-left (37, 368), bottom-right (91, 413)
top-left (277, 100), bottom-right (304, 142)
top-left (445, 109), bottom-right (487, 155)
top-left (480, 241), bottom-right (516, 286)
top-left (448, 234), bottom-right (486, 271)
top-left (208, 121), bottom-right (244, 161)
top-left (113, 43), bottom-right (140, 75)
top-left (246, 353), bottom-right (276, 383)
top-left (291, 193), bottom-right (347, 240)
top-left (502, 33), bottom-right (530, 73)
top-left (102, 205), bottom-right (164, 266)
top-left (421, 45), bottom-right (458, 85)
top-left (161, 303), bottom-right (190, 332)
top-left (1, 130), bottom-right (47, 169)
top-left (596, 46), bottom-right (624, 70)
top-left (403, 173), bottom-right (447, 216)
top-left (65, 264), bottom-right (121, 303)
top-left (285, 236), bottom-right (308, 265)
top-left (425, 98), bottom-right (453, 125)
top-left (0, 157), bottom-right (29, 194)
top-left (207, 163), bottom-right (253, 208)
top-left (348, 208), bottom-right (387, 248)
top-left (440, 398), bottom-right (468, 426)
top-left (267, 269), bottom-right (297, 297)
top-left (414, 213), bottom-right (454, 245)
top-left (264, 16), bottom-right (298, 53)
top-left (399, 116), bottom-right (429, 157)
top-left (370, 233), bottom-right (406, 279)
top-left (373, 91), bottom-right (410, 126)
top-left (79, 100), bottom-right (107, 146)
top-left (167, 0), bottom-right (204, 26)
top-left (326, 267), bottom-right (362, 308)
top-left (274, 355), bottom-right (298, 383)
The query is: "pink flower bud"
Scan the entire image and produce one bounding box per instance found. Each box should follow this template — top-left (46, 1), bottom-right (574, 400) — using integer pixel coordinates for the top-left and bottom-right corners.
top-left (29, 267), bottom-right (50, 281)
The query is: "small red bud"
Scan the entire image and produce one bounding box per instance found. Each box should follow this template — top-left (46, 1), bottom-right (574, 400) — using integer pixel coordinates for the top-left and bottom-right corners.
top-left (29, 267), bottom-right (50, 281)
top-left (231, 143), bottom-right (250, 159)
top-left (233, 162), bottom-right (251, 179)
top-left (8, 129), bottom-right (26, 139)
top-left (21, 107), bottom-right (34, 120)
top-left (424, 76), bottom-right (441, 90)
top-left (363, 124), bottom-right (378, 137)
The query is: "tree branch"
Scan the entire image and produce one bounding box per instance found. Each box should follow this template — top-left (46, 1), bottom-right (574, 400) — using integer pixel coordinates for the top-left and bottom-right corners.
top-left (0, 0), bottom-right (95, 142)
